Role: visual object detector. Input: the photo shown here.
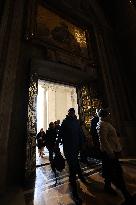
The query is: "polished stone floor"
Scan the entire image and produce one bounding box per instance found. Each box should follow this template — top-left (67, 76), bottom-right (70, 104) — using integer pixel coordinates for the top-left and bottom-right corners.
top-left (0, 148), bottom-right (135, 205)
top-left (24, 154), bottom-right (136, 205)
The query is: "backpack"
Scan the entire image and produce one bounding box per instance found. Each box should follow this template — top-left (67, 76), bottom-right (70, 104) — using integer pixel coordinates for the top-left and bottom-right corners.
top-left (53, 152), bottom-right (65, 172)
top-left (51, 152), bottom-right (65, 186)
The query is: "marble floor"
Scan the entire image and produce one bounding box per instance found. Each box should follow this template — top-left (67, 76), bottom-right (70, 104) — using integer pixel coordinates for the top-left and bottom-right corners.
top-left (36, 146), bottom-right (64, 166)
top-left (24, 155), bottom-right (136, 205)
top-left (0, 147), bottom-right (135, 205)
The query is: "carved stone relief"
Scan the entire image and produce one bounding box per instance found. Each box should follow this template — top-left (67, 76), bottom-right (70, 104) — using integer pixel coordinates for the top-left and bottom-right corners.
top-left (36, 5), bottom-right (88, 58)
top-left (45, 47), bottom-right (97, 77)
top-left (25, 2), bottom-right (98, 79)
top-left (77, 84), bottom-right (101, 130)
top-left (25, 73), bottom-right (38, 181)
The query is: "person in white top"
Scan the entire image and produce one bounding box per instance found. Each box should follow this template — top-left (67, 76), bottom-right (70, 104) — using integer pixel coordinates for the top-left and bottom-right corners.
top-left (97, 114), bottom-right (122, 157)
top-left (97, 109), bottom-right (133, 204)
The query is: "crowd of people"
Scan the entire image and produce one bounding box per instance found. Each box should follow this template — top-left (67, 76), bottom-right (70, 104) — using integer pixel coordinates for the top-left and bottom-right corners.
top-left (36, 108), bottom-right (134, 205)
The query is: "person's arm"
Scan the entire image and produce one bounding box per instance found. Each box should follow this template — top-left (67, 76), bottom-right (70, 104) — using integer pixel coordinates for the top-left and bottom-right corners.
top-left (112, 129), bottom-right (122, 158)
top-left (42, 132), bottom-right (46, 144)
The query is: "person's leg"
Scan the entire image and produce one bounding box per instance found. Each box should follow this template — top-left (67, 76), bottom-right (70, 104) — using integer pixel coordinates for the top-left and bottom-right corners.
top-left (49, 149), bottom-right (53, 162)
top-left (48, 148), bottom-right (55, 172)
top-left (40, 147), bottom-right (45, 157)
top-left (67, 158), bottom-right (79, 192)
top-left (101, 152), bottom-right (112, 189)
top-left (101, 152), bottom-right (118, 195)
top-left (68, 159), bottom-right (77, 184)
top-left (64, 153), bottom-right (82, 204)
top-left (76, 158), bottom-right (86, 183)
top-left (69, 181), bottom-right (82, 205)
top-left (41, 147), bottom-right (45, 156)
top-left (38, 148), bottom-right (41, 157)
top-left (110, 158), bottom-right (132, 201)
top-left (68, 154), bottom-right (86, 185)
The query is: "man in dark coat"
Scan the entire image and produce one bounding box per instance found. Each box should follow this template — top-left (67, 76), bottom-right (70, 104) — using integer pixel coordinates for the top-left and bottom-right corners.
top-left (59, 108), bottom-right (85, 204)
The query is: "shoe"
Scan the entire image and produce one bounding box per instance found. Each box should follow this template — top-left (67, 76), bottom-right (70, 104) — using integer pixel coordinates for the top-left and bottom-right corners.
top-left (104, 186), bottom-right (118, 196)
top-left (70, 182), bottom-right (82, 204)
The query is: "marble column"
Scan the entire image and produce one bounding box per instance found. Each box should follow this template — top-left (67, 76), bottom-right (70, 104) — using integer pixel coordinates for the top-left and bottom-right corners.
top-left (48, 84), bottom-right (56, 125)
top-left (42, 85), bottom-right (48, 132)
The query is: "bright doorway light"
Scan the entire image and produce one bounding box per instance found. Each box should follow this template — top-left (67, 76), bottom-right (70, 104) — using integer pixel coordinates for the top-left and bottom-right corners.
top-left (37, 84), bottom-right (45, 133)
top-left (37, 80), bottom-right (79, 133)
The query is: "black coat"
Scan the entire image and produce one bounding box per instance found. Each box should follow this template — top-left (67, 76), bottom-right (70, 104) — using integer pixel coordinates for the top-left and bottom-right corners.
top-left (59, 115), bottom-right (84, 158)
top-left (45, 128), bottom-right (57, 148)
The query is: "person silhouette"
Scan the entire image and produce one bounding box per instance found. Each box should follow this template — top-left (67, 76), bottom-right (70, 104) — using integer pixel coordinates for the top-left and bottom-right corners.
top-left (36, 128), bottom-right (46, 157)
top-left (59, 108), bottom-right (85, 204)
top-left (97, 109), bottom-right (133, 204)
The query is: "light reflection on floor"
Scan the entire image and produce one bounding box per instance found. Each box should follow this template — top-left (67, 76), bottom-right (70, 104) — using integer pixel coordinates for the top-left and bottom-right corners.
top-left (24, 155), bottom-right (136, 205)
top-left (36, 146), bottom-right (64, 166)
top-left (25, 146), bottom-right (136, 205)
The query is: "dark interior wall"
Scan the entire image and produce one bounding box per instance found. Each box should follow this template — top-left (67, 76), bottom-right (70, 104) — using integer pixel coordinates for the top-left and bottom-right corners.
top-left (117, 33), bottom-right (136, 120)
top-left (0, 1), bottom-right (5, 20)
top-left (116, 2), bottom-right (136, 120)
top-left (7, 49), bottom-right (30, 186)
top-left (0, 0), bottom-right (30, 192)
top-left (0, 0), bottom-right (15, 96)
top-left (97, 0), bottom-right (118, 27)
top-left (97, 0), bottom-right (136, 120)
top-left (89, 28), bottom-right (109, 108)
top-left (5, 0), bottom-right (35, 184)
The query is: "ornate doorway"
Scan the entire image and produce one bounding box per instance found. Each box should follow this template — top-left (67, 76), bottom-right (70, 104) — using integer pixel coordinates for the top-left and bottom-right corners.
top-left (77, 84), bottom-right (101, 131)
top-left (25, 73), bottom-right (38, 182)
top-left (25, 74), bottom-right (101, 181)
top-left (37, 80), bottom-right (79, 132)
